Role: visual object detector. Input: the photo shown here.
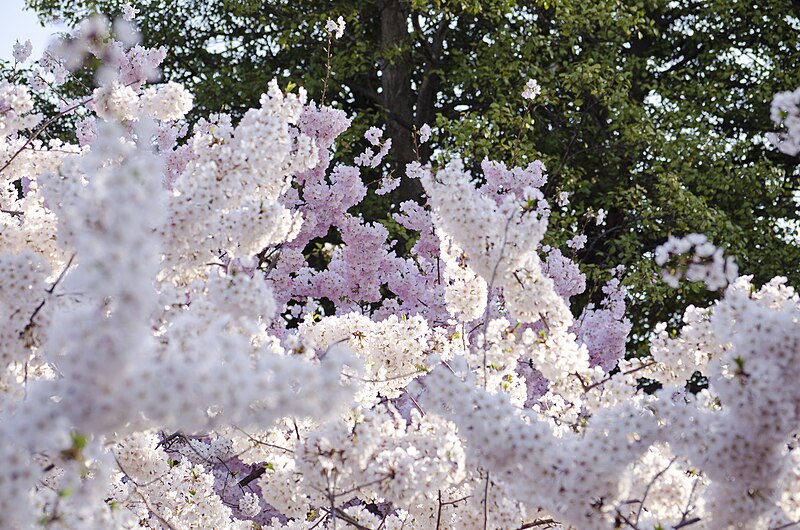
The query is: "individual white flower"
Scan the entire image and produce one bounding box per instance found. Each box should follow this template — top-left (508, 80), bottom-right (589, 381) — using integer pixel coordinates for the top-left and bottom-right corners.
top-left (595, 207), bottom-right (607, 225)
top-left (419, 123), bottom-right (432, 143)
top-left (325, 16), bottom-right (346, 39)
top-left (522, 78), bottom-right (541, 100)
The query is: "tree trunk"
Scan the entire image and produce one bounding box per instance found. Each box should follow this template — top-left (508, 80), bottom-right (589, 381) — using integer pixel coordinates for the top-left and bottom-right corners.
top-left (379, 0), bottom-right (424, 203)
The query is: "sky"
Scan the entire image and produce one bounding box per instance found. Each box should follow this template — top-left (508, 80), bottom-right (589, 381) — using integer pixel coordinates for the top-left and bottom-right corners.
top-left (0, 0), bottom-right (64, 62)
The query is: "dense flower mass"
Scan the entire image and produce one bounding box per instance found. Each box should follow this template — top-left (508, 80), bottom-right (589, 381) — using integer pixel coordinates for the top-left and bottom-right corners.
top-left (1, 13), bottom-right (799, 530)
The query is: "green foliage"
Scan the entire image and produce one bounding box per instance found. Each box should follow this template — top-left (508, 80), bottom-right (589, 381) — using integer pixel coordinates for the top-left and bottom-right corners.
top-left (25, 0), bottom-right (800, 354)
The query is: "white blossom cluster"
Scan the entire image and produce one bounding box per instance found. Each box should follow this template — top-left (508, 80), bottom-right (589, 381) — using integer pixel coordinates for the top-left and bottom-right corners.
top-left (140, 80), bottom-right (193, 121)
top-left (161, 79), bottom-right (314, 281)
top-left (355, 125), bottom-right (392, 167)
top-left (0, 252), bottom-right (51, 391)
top-left (655, 233), bottom-right (739, 290)
top-left (0, 81), bottom-right (41, 137)
top-left (2, 16), bottom-right (800, 530)
top-left (522, 78), bottom-right (541, 101)
top-left (12, 39), bottom-right (33, 62)
top-left (418, 123), bottom-right (431, 143)
top-left (91, 81), bottom-right (140, 120)
top-left (300, 312), bottom-right (434, 403)
top-left (0, 31), bottom-right (357, 527)
top-left (103, 80), bottom-right (190, 121)
top-left (768, 86), bottom-right (800, 155)
top-left (648, 304), bottom-right (728, 385)
top-left (438, 231), bottom-right (487, 321)
top-left (421, 158), bottom-right (570, 328)
top-left (325, 16), bottom-right (346, 39)
top-left (121, 2), bottom-right (139, 21)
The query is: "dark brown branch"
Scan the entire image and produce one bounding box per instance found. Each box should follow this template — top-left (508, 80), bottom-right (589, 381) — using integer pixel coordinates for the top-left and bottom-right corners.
top-left (580, 361), bottom-right (657, 393)
top-left (769, 522), bottom-right (800, 530)
top-left (320, 507), bottom-right (372, 530)
top-left (237, 466), bottom-right (266, 488)
top-left (673, 517), bottom-right (702, 529)
top-left (0, 97), bottom-right (91, 176)
top-left (21, 253), bottom-right (76, 346)
top-left (519, 519), bottom-right (557, 529)
top-left (483, 472), bottom-right (490, 530)
top-left (436, 490), bottom-right (443, 530)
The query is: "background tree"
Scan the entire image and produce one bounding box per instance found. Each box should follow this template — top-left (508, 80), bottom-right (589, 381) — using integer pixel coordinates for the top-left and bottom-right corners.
top-left (24, 0), bottom-right (800, 353)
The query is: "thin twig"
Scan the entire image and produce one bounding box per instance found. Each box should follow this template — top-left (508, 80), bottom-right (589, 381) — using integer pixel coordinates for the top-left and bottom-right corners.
top-left (329, 475), bottom-right (391, 499)
top-left (321, 33), bottom-right (333, 104)
top-left (342, 369), bottom-right (427, 384)
top-left (1, 77), bottom-right (141, 176)
top-left (440, 494), bottom-right (470, 506)
top-left (233, 426), bottom-right (294, 454)
top-left (581, 361), bottom-right (656, 393)
top-left (320, 507), bottom-right (372, 530)
top-left (137, 493), bottom-right (180, 530)
top-left (769, 522), bottom-right (800, 530)
top-left (436, 490), bottom-right (443, 530)
top-left (1, 97), bottom-right (91, 176)
top-left (114, 454), bottom-right (180, 529)
top-left (403, 388), bottom-right (425, 416)
top-left (635, 456), bottom-right (678, 525)
top-left (483, 472), bottom-right (490, 530)
top-left (676, 475), bottom-right (700, 528)
top-left (482, 213), bottom-right (515, 388)
top-left (21, 253), bottom-right (76, 387)
top-left (672, 517), bottom-right (702, 529)
top-left (615, 508), bottom-right (639, 530)
top-left (519, 519), bottom-right (557, 529)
